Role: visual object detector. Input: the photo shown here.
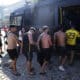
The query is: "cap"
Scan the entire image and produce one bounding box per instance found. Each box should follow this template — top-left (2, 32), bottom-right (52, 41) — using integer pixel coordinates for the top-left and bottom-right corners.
top-left (9, 25), bottom-right (16, 28)
top-left (30, 27), bottom-right (36, 32)
top-left (42, 25), bottom-right (49, 31)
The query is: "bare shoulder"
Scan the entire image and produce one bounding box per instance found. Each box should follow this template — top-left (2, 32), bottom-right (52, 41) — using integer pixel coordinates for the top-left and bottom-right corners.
top-left (54, 32), bottom-right (58, 36)
top-left (28, 31), bottom-right (32, 36)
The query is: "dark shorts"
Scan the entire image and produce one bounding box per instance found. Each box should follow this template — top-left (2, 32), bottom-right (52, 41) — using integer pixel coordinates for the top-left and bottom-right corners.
top-left (56, 46), bottom-right (67, 57)
top-left (76, 44), bottom-right (80, 52)
top-left (19, 40), bottom-right (22, 43)
top-left (37, 48), bottom-right (51, 63)
top-left (23, 45), bottom-right (34, 61)
top-left (7, 49), bottom-right (19, 60)
top-left (0, 40), bottom-right (2, 47)
top-left (66, 45), bottom-right (76, 51)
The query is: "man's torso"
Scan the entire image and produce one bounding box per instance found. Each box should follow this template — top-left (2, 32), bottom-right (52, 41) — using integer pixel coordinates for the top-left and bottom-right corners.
top-left (55, 31), bottom-right (65, 46)
top-left (7, 32), bottom-right (17, 49)
top-left (66, 29), bottom-right (79, 46)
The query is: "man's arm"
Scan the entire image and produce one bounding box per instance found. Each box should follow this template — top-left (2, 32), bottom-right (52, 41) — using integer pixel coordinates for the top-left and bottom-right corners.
top-left (48, 35), bottom-right (52, 46)
top-left (37, 35), bottom-right (42, 50)
top-left (13, 35), bottom-right (22, 46)
top-left (53, 33), bottom-right (57, 47)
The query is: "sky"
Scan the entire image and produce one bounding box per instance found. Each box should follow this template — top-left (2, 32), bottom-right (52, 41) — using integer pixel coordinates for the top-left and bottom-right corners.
top-left (0, 0), bottom-right (22, 6)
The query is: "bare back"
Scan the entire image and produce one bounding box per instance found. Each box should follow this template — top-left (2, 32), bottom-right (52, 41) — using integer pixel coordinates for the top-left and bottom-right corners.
top-left (41, 33), bottom-right (52, 48)
top-left (54, 31), bottom-right (65, 46)
top-left (7, 33), bottom-right (17, 49)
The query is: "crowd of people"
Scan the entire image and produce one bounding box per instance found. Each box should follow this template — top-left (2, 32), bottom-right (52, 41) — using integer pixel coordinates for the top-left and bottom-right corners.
top-left (5, 24), bottom-right (80, 76)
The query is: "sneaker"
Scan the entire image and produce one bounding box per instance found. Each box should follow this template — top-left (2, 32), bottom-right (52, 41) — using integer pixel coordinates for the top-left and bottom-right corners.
top-left (59, 66), bottom-right (65, 71)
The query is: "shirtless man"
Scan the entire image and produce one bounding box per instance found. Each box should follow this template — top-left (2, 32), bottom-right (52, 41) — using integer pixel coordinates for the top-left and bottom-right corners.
top-left (24, 27), bottom-right (36, 75)
top-left (37, 26), bottom-right (52, 74)
top-left (54, 25), bottom-right (67, 71)
top-left (7, 25), bottom-right (21, 76)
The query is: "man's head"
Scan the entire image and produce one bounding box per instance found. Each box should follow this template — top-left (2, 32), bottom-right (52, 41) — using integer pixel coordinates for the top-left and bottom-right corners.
top-left (70, 25), bottom-right (75, 29)
top-left (30, 27), bottom-right (36, 34)
top-left (42, 25), bottom-right (49, 33)
top-left (58, 24), bottom-right (64, 31)
top-left (22, 27), bottom-right (25, 32)
top-left (39, 28), bottom-right (43, 33)
top-left (9, 25), bottom-right (17, 32)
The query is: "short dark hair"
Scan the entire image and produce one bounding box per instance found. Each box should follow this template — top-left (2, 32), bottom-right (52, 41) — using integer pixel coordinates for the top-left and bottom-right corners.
top-left (58, 24), bottom-right (63, 30)
top-left (9, 25), bottom-right (16, 28)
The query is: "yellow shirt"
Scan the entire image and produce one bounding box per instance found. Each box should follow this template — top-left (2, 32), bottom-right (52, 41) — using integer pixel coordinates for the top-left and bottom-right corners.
top-left (78, 33), bottom-right (80, 37)
top-left (66, 29), bottom-right (79, 45)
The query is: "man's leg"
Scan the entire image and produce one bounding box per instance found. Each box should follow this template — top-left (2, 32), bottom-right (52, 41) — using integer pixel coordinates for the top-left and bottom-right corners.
top-left (61, 56), bottom-right (67, 65)
top-left (40, 60), bottom-right (48, 73)
top-left (10, 58), bottom-right (21, 76)
top-left (27, 49), bottom-right (34, 75)
top-left (27, 61), bottom-right (33, 74)
top-left (11, 58), bottom-right (17, 72)
top-left (59, 56), bottom-right (67, 71)
top-left (58, 47), bottom-right (67, 71)
top-left (59, 56), bottom-right (62, 63)
top-left (40, 49), bottom-right (49, 74)
top-left (70, 50), bottom-right (74, 64)
top-left (0, 47), bottom-right (2, 58)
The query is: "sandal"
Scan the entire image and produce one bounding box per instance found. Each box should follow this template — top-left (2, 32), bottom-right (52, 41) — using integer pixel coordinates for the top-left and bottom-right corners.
top-left (11, 71), bottom-right (21, 76)
top-left (28, 72), bottom-right (35, 76)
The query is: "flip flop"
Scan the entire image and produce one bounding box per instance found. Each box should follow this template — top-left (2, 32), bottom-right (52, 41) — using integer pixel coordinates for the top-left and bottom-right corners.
top-left (28, 72), bottom-right (36, 76)
top-left (11, 71), bottom-right (21, 76)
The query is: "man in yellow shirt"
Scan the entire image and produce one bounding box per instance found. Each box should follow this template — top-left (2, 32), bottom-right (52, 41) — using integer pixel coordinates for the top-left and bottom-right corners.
top-left (66, 26), bottom-right (79, 65)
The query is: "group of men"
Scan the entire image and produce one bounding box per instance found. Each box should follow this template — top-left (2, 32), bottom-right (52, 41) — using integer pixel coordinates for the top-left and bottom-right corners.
top-left (7, 24), bottom-right (79, 76)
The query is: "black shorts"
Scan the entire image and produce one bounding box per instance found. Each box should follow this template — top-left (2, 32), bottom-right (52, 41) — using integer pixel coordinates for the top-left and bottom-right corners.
top-left (7, 49), bottom-right (19, 60)
top-left (38, 48), bottom-right (51, 62)
top-left (56, 46), bottom-right (67, 57)
top-left (19, 40), bottom-right (22, 43)
top-left (23, 45), bottom-right (34, 61)
top-left (66, 45), bottom-right (76, 51)
top-left (0, 40), bottom-right (2, 47)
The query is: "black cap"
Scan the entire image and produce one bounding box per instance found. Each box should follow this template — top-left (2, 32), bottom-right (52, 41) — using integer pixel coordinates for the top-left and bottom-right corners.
top-left (9, 25), bottom-right (16, 28)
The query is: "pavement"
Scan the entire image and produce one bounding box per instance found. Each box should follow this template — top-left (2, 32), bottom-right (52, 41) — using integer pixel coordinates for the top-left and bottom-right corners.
top-left (0, 52), bottom-right (80, 80)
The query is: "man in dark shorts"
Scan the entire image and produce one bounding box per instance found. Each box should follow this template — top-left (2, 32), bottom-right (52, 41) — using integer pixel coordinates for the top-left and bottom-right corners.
top-left (54, 25), bottom-right (67, 71)
top-left (37, 26), bottom-right (52, 74)
top-left (66, 26), bottom-right (79, 65)
top-left (7, 25), bottom-right (21, 76)
top-left (23, 27), bottom-right (36, 75)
